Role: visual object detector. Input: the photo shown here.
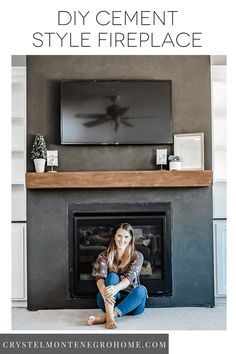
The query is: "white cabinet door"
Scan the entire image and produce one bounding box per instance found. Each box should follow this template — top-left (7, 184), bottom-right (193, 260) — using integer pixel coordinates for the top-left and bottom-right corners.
top-left (213, 220), bottom-right (227, 296)
top-left (12, 223), bottom-right (27, 300)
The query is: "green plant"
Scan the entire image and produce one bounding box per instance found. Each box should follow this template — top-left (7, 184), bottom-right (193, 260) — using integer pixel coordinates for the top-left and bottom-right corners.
top-left (31, 134), bottom-right (47, 160)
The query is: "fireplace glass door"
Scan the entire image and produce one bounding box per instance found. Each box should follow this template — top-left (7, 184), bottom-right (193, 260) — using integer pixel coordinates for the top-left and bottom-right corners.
top-left (69, 204), bottom-right (172, 297)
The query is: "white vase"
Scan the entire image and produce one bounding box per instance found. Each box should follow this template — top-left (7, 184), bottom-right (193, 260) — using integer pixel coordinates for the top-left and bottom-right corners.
top-left (169, 161), bottom-right (182, 171)
top-left (34, 159), bottom-right (46, 173)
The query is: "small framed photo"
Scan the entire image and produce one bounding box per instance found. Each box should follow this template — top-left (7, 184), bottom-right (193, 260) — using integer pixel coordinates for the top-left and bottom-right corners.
top-left (47, 150), bottom-right (58, 166)
top-left (174, 133), bottom-right (204, 170)
top-left (156, 148), bottom-right (167, 166)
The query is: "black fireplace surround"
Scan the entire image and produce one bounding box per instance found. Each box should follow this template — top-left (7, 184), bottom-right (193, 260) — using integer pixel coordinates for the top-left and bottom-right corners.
top-left (27, 187), bottom-right (214, 310)
top-left (68, 203), bottom-right (172, 299)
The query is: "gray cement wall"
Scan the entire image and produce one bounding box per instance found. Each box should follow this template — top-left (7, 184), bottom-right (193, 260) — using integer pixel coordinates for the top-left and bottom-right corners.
top-left (27, 55), bottom-right (212, 172)
top-left (27, 188), bottom-right (214, 309)
top-left (26, 55), bottom-right (214, 309)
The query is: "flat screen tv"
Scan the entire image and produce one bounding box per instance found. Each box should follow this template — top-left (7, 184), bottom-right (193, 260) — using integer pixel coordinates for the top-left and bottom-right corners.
top-left (60, 80), bottom-right (172, 145)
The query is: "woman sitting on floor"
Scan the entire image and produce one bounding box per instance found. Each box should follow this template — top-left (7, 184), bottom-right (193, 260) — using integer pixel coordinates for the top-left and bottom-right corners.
top-left (88, 223), bottom-right (147, 329)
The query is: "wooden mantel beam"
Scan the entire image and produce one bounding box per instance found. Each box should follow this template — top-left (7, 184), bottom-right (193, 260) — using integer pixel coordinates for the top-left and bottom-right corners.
top-left (26, 170), bottom-right (213, 189)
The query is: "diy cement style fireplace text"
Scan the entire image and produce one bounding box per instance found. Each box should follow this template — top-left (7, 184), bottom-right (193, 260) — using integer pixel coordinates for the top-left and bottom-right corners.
top-left (68, 203), bottom-right (172, 298)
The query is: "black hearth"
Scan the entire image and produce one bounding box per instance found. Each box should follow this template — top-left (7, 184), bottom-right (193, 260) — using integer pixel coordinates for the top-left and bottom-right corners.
top-left (68, 203), bottom-right (172, 298)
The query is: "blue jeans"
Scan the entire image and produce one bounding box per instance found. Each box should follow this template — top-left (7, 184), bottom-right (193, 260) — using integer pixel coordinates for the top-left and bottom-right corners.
top-left (96, 272), bottom-right (147, 316)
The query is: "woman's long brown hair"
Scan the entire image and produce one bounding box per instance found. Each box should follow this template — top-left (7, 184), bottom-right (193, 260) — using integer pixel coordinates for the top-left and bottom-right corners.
top-left (107, 223), bottom-right (135, 273)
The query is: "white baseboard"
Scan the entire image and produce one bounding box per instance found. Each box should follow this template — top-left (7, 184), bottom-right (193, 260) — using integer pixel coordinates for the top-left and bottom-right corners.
top-left (12, 300), bottom-right (27, 308)
top-left (215, 296), bottom-right (226, 304)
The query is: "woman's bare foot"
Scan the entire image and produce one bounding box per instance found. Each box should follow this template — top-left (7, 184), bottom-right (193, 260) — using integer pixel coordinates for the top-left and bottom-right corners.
top-left (105, 315), bottom-right (117, 329)
top-left (105, 318), bottom-right (117, 329)
top-left (87, 315), bottom-right (106, 326)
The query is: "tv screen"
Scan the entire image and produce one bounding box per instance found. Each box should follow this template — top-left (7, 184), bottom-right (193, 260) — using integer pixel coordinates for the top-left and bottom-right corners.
top-left (60, 80), bottom-right (172, 145)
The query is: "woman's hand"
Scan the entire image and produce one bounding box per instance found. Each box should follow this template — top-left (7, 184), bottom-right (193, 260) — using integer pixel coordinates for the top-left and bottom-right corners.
top-left (104, 295), bottom-right (116, 305)
top-left (104, 285), bottom-right (117, 298)
top-left (101, 287), bottom-right (116, 305)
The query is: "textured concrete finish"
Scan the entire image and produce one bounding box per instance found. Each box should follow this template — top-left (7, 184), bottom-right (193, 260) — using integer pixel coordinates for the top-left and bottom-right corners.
top-left (26, 55), bottom-right (213, 310)
top-left (27, 188), bottom-right (214, 309)
top-left (12, 299), bottom-right (226, 331)
top-left (27, 55), bottom-right (212, 171)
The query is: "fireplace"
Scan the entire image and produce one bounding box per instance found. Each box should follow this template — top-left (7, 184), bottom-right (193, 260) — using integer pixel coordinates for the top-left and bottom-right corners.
top-left (68, 203), bottom-right (172, 298)
top-left (27, 186), bottom-right (214, 309)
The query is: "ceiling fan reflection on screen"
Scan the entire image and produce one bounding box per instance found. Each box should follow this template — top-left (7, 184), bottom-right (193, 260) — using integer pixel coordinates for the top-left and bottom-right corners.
top-left (74, 95), bottom-right (155, 132)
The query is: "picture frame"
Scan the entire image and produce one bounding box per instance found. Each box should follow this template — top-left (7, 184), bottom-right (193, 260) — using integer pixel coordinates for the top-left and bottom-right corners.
top-left (47, 150), bottom-right (58, 172)
top-left (156, 148), bottom-right (167, 166)
top-left (174, 133), bottom-right (204, 170)
top-left (47, 150), bottom-right (58, 166)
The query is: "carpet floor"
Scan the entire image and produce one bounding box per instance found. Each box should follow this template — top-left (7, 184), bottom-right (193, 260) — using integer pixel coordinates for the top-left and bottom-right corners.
top-left (12, 299), bottom-right (226, 331)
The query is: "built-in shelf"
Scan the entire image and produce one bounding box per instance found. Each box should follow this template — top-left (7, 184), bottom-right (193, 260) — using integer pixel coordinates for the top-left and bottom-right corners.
top-left (212, 112), bottom-right (226, 119)
top-left (12, 149), bottom-right (24, 153)
top-left (214, 145), bottom-right (226, 151)
top-left (26, 170), bottom-right (213, 189)
top-left (214, 179), bottom-right (226, 183)
top-left (12, 117), bottom-right (24, 122)
top-left (12, 66), bottom-right (26, 222)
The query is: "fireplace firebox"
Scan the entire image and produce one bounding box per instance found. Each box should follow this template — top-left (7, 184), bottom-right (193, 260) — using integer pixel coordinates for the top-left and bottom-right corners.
top-left (68, 203), bottom-right (172, 298)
